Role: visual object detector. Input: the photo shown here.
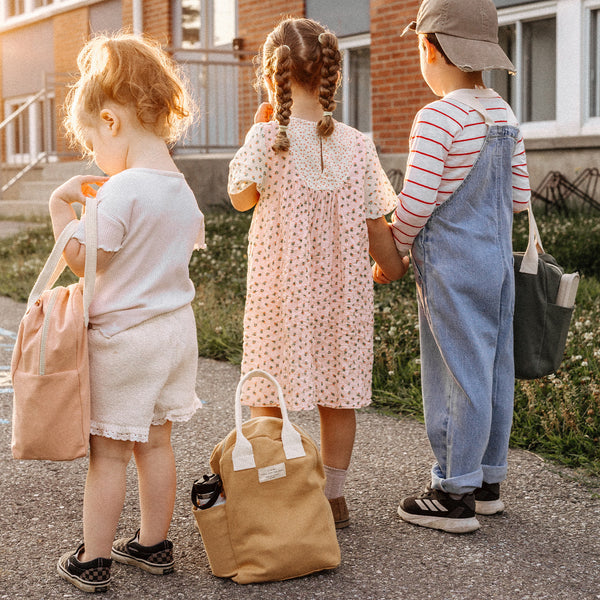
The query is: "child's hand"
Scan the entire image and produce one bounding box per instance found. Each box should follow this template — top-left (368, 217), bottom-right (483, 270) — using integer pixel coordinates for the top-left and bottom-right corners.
top-left (254, 102), bottom-right (274, 124)
top-left (372, 254), bottom-right (410, 284)
top-left (50, 175), bottom-right (109, 206)
top-left (372, 262), bottom-right (392, 284)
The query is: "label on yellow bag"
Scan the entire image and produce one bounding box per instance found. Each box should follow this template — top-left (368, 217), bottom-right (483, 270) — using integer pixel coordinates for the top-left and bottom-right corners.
top-left (258, 463), bottom-right (286, 483)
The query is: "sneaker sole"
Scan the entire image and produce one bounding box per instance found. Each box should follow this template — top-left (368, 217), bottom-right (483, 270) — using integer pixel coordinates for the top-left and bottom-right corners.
top-left (57, 554), bottom-right (110, 593)
top-left (110, 548), bottom-right (174, 575)
top-left (475, 498), bottom-right (505, 515)
top-left (398, 506), bottom-right (481, 533)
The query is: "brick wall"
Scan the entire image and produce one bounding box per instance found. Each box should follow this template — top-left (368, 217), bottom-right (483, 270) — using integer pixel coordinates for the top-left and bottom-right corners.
top-left (122, 0), bottom-right (132, 31)
top-left (370, 0), bottom-right (435, 154)
top-left (143, 0), bottom-right (171, 44)
top-left (234, 1), bottom-right (435, 154)
top-left (236, 0), bottom-right (305, 142)
top-left (120, 0), bottom-right (170, 42)
top-left (53, 8), bottom-right (90, 156)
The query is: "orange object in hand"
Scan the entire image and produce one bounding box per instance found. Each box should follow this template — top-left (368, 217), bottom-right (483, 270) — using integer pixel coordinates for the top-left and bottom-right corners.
top-left (254, 102), bottom-right (274, 124)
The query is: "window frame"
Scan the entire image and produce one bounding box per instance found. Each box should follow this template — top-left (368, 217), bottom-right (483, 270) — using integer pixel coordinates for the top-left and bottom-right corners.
top-left (338, 33), bottom-right (372, 136)
top-left (496, 0), bottom-right (600, 140)
top-left (497, 1), bottom-right (557, 136)
top-left (584, 1), bottom-right (600, 127)
top-left (0, 0), bottom-right (104, 30)
top-left (173, 0), bottom-right (237, 51)
top-left (3, 91), bottom-right (55, 162)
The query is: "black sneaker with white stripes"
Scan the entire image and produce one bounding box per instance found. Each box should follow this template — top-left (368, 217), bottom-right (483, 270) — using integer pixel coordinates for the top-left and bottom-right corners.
top-left (474, 481), bottom-right (505, 515)
top-left (111, 530), bottom-right (174, 575)
top-left (398, 487), bottom-right (481, 533)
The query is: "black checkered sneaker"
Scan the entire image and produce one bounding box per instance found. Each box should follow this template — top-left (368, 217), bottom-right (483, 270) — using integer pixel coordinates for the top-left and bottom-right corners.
top-left (57, 543), bottom-right (112, 593)
top-left (111, 530), bottom-right (174, 575)
top-left (398, 486), bottom-right (481, 533)
top-left (474, 481), bottom-right (505, 515)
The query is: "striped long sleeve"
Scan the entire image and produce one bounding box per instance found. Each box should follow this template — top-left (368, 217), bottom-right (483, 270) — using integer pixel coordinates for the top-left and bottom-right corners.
top-left (391, 89), bottom-right (530, 254)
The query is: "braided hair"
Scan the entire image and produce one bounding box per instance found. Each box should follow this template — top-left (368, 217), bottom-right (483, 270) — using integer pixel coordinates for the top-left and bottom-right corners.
top-left (257, 18), bottom-right (342, 153)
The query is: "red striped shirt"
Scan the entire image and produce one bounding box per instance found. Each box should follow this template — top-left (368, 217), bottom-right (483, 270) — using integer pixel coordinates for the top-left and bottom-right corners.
top-left (392, 89), bottom-right (531, 252)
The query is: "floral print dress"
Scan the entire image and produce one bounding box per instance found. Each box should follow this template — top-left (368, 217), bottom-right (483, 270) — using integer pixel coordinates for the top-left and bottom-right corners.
top-left (228, 117), bottom-right (397, 410)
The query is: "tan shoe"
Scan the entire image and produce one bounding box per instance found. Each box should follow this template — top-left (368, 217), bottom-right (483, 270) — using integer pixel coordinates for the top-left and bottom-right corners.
top-left (328, 496), bottom-right (350, 529)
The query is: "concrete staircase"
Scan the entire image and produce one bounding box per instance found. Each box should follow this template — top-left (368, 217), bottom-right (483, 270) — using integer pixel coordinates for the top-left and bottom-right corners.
top-left (0, 161), bottom-right (103, 219)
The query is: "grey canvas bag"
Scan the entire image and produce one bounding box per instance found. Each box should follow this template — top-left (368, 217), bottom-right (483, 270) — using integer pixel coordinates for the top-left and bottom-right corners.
top-left (513, 204), bottom-right (579, 379)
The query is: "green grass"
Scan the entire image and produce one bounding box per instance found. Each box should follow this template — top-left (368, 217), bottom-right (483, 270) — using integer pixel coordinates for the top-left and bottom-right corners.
top-left (1, 208), bottom-right (598, 476)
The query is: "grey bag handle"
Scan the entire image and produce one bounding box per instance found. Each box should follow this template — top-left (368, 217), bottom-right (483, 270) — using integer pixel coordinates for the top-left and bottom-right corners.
top-left (232, 369), bottom-right (306, 471)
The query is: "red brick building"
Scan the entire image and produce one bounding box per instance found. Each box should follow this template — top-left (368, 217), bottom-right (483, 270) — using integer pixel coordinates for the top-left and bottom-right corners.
top-left (1, 1), bottom-right (599, 206)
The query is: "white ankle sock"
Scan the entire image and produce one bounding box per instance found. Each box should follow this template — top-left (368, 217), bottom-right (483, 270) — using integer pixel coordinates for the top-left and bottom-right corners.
top-left (323, 465), bottom-right (347, 500)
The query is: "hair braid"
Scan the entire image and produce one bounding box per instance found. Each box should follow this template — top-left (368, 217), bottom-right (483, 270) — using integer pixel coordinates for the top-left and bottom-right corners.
top-left (272, 45), bottom-right (293, 153)
top-left (316, 32), bottom-right (340, 139)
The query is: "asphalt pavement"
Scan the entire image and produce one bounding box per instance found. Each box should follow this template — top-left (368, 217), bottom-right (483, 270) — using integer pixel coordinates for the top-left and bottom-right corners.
top-left (0, 221), bottom-right (599, 600)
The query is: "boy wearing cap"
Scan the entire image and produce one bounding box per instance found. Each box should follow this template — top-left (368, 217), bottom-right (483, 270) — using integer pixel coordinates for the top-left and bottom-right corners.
top-left (386, 0), bottom-right (531, 533)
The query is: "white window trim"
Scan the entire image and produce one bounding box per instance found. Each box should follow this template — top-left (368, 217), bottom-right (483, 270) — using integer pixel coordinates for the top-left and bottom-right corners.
top-left (498, 0), bottom-right (600, 140)
top-left (583, 0), bottom-right (600, 133)
top-left (338, 33), bottom-right (372, 137)
top-left (172, 0), bottom-right (237, 50)
top-left (0, 0), bottom-right (104, 32)
top-left (3, 89), bottom-right (56, 162)
top-left (4, 95), bottom-right (39, 162)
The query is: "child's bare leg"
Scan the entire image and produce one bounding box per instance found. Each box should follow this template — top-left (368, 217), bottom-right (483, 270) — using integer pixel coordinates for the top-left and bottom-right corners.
top-left (133, 422), bottom-right (176, 546)
top-left (81, 435), bottom-right (134, 561)
top-left (250, 406), bottom-right (282, 418)
top-left (318, 406), bottom-right (356, 470)
top-left (319, 406), bottom-right (355, 527)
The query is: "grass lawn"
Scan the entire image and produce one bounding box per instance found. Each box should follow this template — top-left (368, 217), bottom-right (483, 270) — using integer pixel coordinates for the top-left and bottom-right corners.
top-left (1, 207), bottom-right (598, 476)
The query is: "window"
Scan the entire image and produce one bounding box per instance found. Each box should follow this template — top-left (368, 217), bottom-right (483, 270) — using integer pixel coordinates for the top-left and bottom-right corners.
top-left (7, 0), bottom-right (25, 17)
top-left (1, 0), bottom-right (67, 24)
top-left (522, 18), bottom-right (556, 122)
top-left (181, 0), bottom-right (200, 48)
top-left (488, 25), bottom-right (516, 108)
top-left (180, 0), bottom-right (235, 49)
top-left (590, 8), bottom-right (600, 118)
top-left (213, 0), bottom-right (235, 47)
top-left (486, 16), bottom-right (556, 123)
top-left (3, 94), bottom-right (54, 162)
top-left (337, 37), bottom-right (372, 134)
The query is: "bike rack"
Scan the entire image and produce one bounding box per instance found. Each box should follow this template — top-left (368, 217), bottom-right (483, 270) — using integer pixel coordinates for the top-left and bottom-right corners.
top-left (531, 169), bottom-right (600, 214)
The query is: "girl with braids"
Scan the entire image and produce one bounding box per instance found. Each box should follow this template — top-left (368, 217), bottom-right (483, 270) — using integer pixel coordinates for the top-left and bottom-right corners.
top-left (228, 17), bottom-right (408, 528)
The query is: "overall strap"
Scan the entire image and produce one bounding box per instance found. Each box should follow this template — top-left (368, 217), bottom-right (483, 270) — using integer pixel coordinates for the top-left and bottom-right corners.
top-left (445, 89), bottom-right (495, 126)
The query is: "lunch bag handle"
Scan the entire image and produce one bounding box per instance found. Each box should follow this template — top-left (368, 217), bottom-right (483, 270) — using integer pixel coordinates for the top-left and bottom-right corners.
top-left (232, 369), bottom-right (306, 471)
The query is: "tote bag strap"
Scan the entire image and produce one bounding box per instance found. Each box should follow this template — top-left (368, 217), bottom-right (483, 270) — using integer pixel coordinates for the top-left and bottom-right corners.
top-left (27, 196), bottom-right (98, 325)
top-left (81, 195), bottom-right (98, 325)
top-left (232, 369), bottom-right (306, 471)
top-left (519, 202), bottom-right (545, 275)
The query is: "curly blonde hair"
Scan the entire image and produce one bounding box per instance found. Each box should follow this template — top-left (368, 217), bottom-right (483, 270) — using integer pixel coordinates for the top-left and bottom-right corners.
top-left (64, 32), bottom-right (194, 154)
top-left (256, 18), bottom-right (341, 153)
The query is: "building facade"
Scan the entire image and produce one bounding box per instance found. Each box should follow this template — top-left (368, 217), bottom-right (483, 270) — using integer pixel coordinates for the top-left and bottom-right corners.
top-left (1, 0), bottom-right (599, 196)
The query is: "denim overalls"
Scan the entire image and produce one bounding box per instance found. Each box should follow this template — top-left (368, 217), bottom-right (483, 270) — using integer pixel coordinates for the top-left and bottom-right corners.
top-left (411, 96), bottom-right (518, 495)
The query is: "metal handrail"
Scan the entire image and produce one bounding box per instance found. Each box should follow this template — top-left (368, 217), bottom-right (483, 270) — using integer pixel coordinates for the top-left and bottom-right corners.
top-left (1, 151), bottom-right (47, 194)
top-left (0, 88), bottom-right (50, 200)
top-left (0, 88), bottom-right (46, 130)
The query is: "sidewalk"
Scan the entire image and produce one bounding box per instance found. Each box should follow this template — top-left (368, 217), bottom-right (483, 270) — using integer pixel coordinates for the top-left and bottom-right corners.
top-left (1, 293), bottom-right (599, 600)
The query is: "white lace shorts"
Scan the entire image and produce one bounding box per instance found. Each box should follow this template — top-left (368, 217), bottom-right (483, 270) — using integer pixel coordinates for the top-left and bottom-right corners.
top-left (88, 305), bottom-right (201, 442)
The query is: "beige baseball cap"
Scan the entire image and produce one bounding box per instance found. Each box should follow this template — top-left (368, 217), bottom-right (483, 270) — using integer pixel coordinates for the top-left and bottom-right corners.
top-left (404, 0), bottom-right (515, 73)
